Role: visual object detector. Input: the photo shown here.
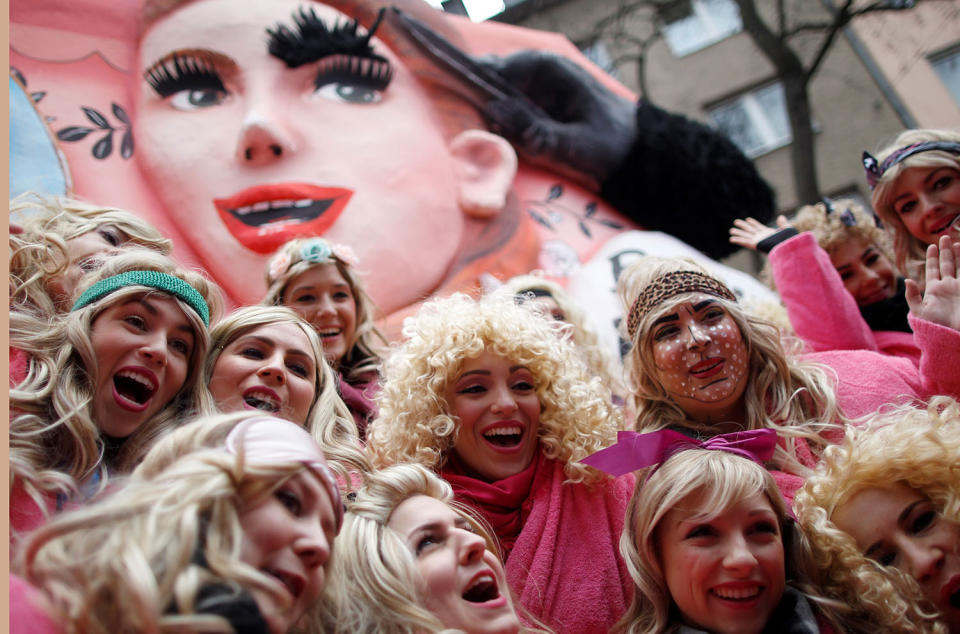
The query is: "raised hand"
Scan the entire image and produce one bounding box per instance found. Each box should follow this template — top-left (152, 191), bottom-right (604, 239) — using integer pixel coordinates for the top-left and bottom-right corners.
top-left (729, 215), bottom-right (792, 251)
top-left (905, 235), bottom-right (960, 331)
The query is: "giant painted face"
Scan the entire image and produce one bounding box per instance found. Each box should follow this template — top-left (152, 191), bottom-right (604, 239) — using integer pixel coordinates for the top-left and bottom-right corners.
top-left (135, 0), bottom-right (467, 312)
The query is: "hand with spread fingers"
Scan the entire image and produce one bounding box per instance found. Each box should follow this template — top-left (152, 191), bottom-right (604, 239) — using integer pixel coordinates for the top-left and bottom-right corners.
top-left (729, 215), bottom-right (792, 251)
top-left (906, 234), bottom-right (960, 331)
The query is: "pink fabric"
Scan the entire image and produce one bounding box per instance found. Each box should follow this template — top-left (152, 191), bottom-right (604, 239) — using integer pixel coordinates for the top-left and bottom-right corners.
top-left (10, 575), bottom-right (61, 634)
top-left (770, 232), bottom-right (919, 364)
top-left (10, 480), bottom-right (57, 546)
top-left (441, 452), bottom-right (538, 556)
top-left (910, 314), bottom-right (960, 397)
top-left (10, 346), bottom-right (29, 387)
top-left (477, 453), bottom-right (635, 634)
top-left (338, 372), bottom-right (378, 441)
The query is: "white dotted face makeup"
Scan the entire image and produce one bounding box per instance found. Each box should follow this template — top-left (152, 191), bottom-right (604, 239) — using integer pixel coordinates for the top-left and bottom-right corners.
top-left (647, 295), bottom-right (749, 422)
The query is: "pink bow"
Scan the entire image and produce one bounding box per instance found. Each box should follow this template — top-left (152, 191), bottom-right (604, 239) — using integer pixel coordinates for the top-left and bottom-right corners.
top-left (581, 428), bottom-right (777, 476)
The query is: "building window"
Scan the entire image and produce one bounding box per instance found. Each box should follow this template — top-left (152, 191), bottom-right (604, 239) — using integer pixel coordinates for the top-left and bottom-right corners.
top-left (580, 41), bottom-right (618, 77)
top-left (707, 82), bottom-right (791, 158)
top-left (662, 0), bottom-right (742, 57)
top-left (931, 46), bottom-right (960, 107)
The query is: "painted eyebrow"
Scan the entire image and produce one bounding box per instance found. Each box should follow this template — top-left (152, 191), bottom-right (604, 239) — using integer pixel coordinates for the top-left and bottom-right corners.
top-left (653, 313), bottom-right (679, 327)
top-left (864, 499), bottom-right (925, 558)
top-left (266, 7), bottom-right (387, 68)
top-left (236, 335), bottom-right (312, 360)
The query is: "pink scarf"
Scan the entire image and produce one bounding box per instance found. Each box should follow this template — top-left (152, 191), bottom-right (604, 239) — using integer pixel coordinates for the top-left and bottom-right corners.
top-left (440, 451), bottom-right (539, 556)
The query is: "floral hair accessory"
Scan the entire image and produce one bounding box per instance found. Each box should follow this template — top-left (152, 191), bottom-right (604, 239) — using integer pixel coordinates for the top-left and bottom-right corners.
top-left (298, 238), bottom-right (360, 268)
top-left (581, 428), bottom-right (777, 476)
top-left (862, 141), bottom-right (960, 190)
top-left (267, 251), bottom-right (292, 282)
top-left (71, 270), bottom-right (210, 326)
top-left (626, 270), bottom-right (736, 339)
top-left (226, 416), bottom-right (344, 533)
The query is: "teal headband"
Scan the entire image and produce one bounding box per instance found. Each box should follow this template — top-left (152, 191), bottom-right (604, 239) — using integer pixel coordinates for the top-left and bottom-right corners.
top-left (71, 270), bottom-right (210, 326)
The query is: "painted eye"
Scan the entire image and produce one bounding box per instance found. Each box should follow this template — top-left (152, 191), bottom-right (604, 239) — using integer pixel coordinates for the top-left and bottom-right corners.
top-left (168, 89), bottom-right (227, 111)
top-left (314, 83), bottom-right (383, 104)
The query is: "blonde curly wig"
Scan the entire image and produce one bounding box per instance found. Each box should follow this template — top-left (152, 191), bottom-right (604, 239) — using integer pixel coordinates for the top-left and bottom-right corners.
top-left (793, 197), bottom-right (894, 263)
top-left (203, 305), bottom-right (372, 479)
top-left (367, 293), bottom-right (622, 485)
top-left (794, 396), bottom-right (960, 633)
top-left (869, 129), bottom-right (960, 287)
top-left (616, 256), bottom-right (842, 475)
top-left (10, 191), bottom-right (172, 318)
top-left (16, 411), bottom-right (336, 634)
top-left (261, 237), bottom-right (386, 381)
top-left (10, 251), bottom-right (223, 524)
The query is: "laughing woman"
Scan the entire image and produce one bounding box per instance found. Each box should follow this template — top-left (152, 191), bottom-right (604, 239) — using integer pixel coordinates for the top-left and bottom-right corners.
top-left (204, 305), bottom-right (371, 478)
top-left (321, 463), bottom-right (535, 634)
top-left (10, 251), bottom-right (222, 539)
top-left (367, 293), bottom-right (631, 634)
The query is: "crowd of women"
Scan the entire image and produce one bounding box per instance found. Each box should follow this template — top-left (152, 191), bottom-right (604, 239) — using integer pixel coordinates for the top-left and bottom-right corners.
top-left (9, 115), bottom-right (960, 632)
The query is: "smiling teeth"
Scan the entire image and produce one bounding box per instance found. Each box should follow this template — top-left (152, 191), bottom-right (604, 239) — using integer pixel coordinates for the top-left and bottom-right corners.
top-left (116, 370), bottom-right (156, 391)
top-left (245, 390), bottom-right (279, 411)
top-left (234, 199), bottom-right (315, 215)
top-left (484, 426), bottom-right (521, 437)
top-left (713, 587), bottom-right (760, 600)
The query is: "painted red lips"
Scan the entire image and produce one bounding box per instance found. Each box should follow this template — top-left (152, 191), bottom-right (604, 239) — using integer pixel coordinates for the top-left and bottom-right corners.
top-left (214, 183), bottom-right (353, 254)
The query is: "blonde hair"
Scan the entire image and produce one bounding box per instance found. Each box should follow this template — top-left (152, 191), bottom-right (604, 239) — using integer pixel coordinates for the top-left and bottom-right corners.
top-left (321, 463), bottom-right (509, 633)
top-left (616, 256), bottom-right (842, 475)
top-left (10, 192), bottom-right (172, 318)
top-left (794, 396), bottom-right (960, 633)
top-left (870, 129), bottom-right (960, 286)
top-left (367, 293), bottom-right (622, 484)
top-left (615, 449), bottom-right (862, 634)
top-left (10, 251), bottom-right (222, 523)
top-left (262, 237), bottom-right (386, 381)
top-left (793, 198), bottom-right (894, 263)
top-left (204, 305), bottom-right (372, 479)
top-left (498, 274), bottom-right (627, 399)
top-left (16, 411), bottom-right (331, 633)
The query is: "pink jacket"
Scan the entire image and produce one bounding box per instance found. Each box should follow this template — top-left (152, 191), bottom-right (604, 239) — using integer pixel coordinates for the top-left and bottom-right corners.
top-left (769, 232), bottom-right (919, 363)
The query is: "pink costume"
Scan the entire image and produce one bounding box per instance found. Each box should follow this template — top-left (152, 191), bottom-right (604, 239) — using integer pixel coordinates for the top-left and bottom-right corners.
top-left (443, 450), bottom-right (634, 634)
top-left (769, 232), bottom-right (918, 363)
top-left (10, 575), bottom-right (61, 634)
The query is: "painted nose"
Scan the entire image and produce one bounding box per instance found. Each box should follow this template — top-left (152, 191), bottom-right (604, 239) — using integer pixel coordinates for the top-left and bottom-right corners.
top-left (721, 534), bottom-right (758, 576)
top-left (686, 323), bottom-right (711, 349)
top-left (235, 111), bottom-right (294, 166)
top-left (458, 528), bottom-right (486, 566)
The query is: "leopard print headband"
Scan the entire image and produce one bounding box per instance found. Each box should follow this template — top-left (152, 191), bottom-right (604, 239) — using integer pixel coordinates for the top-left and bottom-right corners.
top-left (626, 270), bottom-right (737, 339)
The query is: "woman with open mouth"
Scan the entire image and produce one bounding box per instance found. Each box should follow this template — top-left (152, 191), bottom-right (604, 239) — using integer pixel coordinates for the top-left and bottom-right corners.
top-left (366, 293), bottom-right (632, 633)
top-left (586, 431), bottom-right (887, 634)
top-left (13, 412), bottom-right (344, 634)
top-left (795, 396), bottom-right (960, 634)
top-left (10, 250), bottom-right (222, 542)
top-left (866, 128), bottom-right (960, 289)
top-left (204, 304), bottom-right (371, 480)
top-left (617, 254), bottom-right (960, 505)
top-left (263, 237), bottom-right (386, 439)
top-left (320, 462), bottom-right (533, 633)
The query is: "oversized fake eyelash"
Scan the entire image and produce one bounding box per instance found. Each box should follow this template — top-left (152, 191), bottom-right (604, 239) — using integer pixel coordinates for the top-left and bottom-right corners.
top-left (312, 54), bottom-right (393, 91)
top-left (144, 54), bottom-right (226, 99)
top-left (267, 6), bottom-right (390, 70)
